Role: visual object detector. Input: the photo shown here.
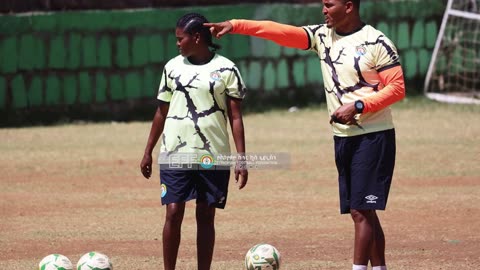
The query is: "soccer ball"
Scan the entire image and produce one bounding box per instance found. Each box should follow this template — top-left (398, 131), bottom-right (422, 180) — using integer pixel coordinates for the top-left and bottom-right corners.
top-left (245, 243), bottom-right (281, 270)
top-left (76, 251), bottom-right (113, 270)
top-left (38, 254), bottom-right (73, 270)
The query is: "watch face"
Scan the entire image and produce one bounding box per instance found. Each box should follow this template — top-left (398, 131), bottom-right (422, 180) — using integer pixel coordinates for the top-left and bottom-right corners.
top-left (356, 101), bottom-right (363, 110)
top-left (355, 101), bottom-right (364, 112)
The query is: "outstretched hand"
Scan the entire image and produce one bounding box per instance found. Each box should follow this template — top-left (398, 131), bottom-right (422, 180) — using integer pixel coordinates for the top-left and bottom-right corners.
top-left (204, 21), bottom-right (233, 39)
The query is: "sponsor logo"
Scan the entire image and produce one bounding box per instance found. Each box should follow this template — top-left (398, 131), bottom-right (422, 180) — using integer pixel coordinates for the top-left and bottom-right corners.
top-left (365, 194), bottom-right (378, 204)
top-left (210, 71), bottom-right (221, 81)
top-left (161, 184), bottom-right (167, 198)
top-left (199, 154), bottom-right (214, 169)
top-left (356, 45), bottom-right (367, 56)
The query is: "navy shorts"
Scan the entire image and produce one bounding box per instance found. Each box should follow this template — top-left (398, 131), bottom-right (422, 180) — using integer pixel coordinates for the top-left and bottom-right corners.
top-left (159, 167), bottom-right (230, 209)
top-left (334, 129), bottom-right (396, 214)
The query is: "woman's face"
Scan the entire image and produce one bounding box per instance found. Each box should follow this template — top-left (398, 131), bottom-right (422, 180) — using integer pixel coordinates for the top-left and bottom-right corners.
top-left (175, 27), bottom-right (198, 57)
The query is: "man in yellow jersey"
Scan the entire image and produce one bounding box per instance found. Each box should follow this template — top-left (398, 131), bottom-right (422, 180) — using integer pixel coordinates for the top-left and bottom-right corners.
top-left (205, 1), bottom-right (405, 269)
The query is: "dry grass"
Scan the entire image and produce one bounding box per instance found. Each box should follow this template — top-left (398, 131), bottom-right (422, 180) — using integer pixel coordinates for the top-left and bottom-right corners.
top-left (0, 97), bottom-right (479, 269)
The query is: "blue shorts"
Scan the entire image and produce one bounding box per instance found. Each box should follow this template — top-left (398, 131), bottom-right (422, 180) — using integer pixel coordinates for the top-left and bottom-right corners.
top-left (334, 129), bottom-right (396, 214)
top-left (159, 167), bottom-right (230, 209)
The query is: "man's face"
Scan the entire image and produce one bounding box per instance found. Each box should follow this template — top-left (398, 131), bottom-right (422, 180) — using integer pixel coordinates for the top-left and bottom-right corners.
top-left (322, 0), bottom-right (349, 29)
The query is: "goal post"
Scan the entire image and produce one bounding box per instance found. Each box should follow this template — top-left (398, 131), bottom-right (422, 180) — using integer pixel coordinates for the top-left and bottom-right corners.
top-left (424, 0), bottom-right (480, 104)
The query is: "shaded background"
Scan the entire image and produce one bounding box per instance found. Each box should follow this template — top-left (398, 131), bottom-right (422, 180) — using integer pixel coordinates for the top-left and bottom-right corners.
top-left (0, 0), bottom-right (447, 126)
top-left (0, 0), bottom-right (323, 13)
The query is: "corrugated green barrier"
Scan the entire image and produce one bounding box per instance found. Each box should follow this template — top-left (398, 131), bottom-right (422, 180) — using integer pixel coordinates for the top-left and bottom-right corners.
top-left (0, 1), bottom-right (446, 125)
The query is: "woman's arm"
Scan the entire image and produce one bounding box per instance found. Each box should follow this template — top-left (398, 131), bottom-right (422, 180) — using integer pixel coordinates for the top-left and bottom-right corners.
top-left (227, 97), bottom-right (248, 189)
top-left (140, 103), bottom-right (169, 179)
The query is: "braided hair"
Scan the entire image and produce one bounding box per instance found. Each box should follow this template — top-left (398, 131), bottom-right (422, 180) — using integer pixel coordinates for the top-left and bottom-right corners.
top-left (177, 13), bottom-right (221, 51)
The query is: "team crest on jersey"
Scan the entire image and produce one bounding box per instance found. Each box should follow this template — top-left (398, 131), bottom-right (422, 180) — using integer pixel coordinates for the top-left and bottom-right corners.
top-left (355, 45), bottom-right (367, 56)
top-left (210, 71), bottom-right (221, 81)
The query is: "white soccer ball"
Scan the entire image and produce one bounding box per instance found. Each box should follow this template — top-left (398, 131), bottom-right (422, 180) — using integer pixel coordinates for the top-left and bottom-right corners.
top-left (76, 251), bottom-right (113, 270)
top-left (245, 243), bottom-right (281, 270)
top-left (38, 254), bottom-right (73, 270)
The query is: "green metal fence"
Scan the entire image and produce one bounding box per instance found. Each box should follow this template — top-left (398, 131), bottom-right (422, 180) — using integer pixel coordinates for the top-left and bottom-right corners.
top-left (0, 1), bottom-right (446, 125)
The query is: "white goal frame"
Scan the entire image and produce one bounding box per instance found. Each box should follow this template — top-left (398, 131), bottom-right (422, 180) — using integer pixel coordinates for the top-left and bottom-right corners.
top-left (423, 0), bottom-right (480, 104)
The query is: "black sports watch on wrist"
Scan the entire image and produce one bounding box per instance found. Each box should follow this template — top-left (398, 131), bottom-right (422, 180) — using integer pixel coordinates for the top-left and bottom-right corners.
top-left (354, 100), bottom-right (364, 113)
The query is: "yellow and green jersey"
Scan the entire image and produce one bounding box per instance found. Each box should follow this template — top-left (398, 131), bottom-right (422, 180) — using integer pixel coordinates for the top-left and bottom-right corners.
top-left (303, 24), bottom-right (401, 137)
top-left (157, 54), bottom-right (246, 161)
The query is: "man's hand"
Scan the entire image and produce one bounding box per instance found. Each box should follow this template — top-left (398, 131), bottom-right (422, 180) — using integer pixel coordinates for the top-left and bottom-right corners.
top-left (330, 102), bottom-right (363, 129)
top-left (204, 21), bottom-right (233, 39)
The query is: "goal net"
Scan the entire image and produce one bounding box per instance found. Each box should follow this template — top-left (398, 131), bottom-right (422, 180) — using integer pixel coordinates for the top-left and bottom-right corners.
top-left (424, 0), bottom-right (480, 104)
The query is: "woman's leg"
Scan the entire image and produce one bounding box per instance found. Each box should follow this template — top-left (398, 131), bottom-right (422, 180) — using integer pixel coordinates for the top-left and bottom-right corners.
top-left (163, 202), bottom-right (186, 270)
top-left (196, 201), bottom-right (216, 270)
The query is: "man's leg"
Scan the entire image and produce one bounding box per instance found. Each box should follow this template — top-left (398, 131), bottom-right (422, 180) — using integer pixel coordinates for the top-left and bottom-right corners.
top-left (348, 130), bottom-right (395, 268)
top-left (369, 211), bottom-right (386, 267)
top-left (196, 201), bottom-right (216, 270)
top-left (163, 202), bottom-right (186, 270)
top-left (350, 209), bottom-right (376, 266)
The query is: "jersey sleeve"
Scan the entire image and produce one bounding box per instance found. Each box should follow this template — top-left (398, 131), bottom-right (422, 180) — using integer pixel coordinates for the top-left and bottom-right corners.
top-left (363, 65), bottom-right (405, 113)
top-left (374, 35), bottom-right (401, 71)
top-left (301, 25), bottom-right (322, 52)
top-left (360, 33), bottom-right (404, 112)
top-left (157, 67), bottom-right (173, 102)
top-left (225, 65), bottom-right (246, 100)
top-left (230, 19), bottom-right (309, 50)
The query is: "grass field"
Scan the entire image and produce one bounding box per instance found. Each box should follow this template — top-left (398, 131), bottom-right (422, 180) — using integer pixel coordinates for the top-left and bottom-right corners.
top-left (1, 97), bottom-right (479, 269)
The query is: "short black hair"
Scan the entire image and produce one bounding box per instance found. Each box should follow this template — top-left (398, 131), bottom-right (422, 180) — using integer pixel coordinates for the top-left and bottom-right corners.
top-left (176, 13), bottom-right (221, 51)
top-left (350, 0), bottom-right (360, 8)
top-left (343, 0), bottom-right (360, 8)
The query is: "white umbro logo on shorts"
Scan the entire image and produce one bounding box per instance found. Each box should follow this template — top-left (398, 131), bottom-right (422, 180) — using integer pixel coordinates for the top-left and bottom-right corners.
top-left (365, 195), bottom-right (378, 204)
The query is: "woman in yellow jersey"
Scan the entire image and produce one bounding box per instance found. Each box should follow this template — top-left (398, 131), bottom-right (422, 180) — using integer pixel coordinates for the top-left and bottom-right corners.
top-left (205, 1), bottom-right (406, 270)
top-left (140, 13), bottom-right (248, 270)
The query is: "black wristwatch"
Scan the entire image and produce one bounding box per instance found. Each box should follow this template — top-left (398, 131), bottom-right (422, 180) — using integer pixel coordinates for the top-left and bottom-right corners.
top-left (354, 100), bottom-right (364, 113)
